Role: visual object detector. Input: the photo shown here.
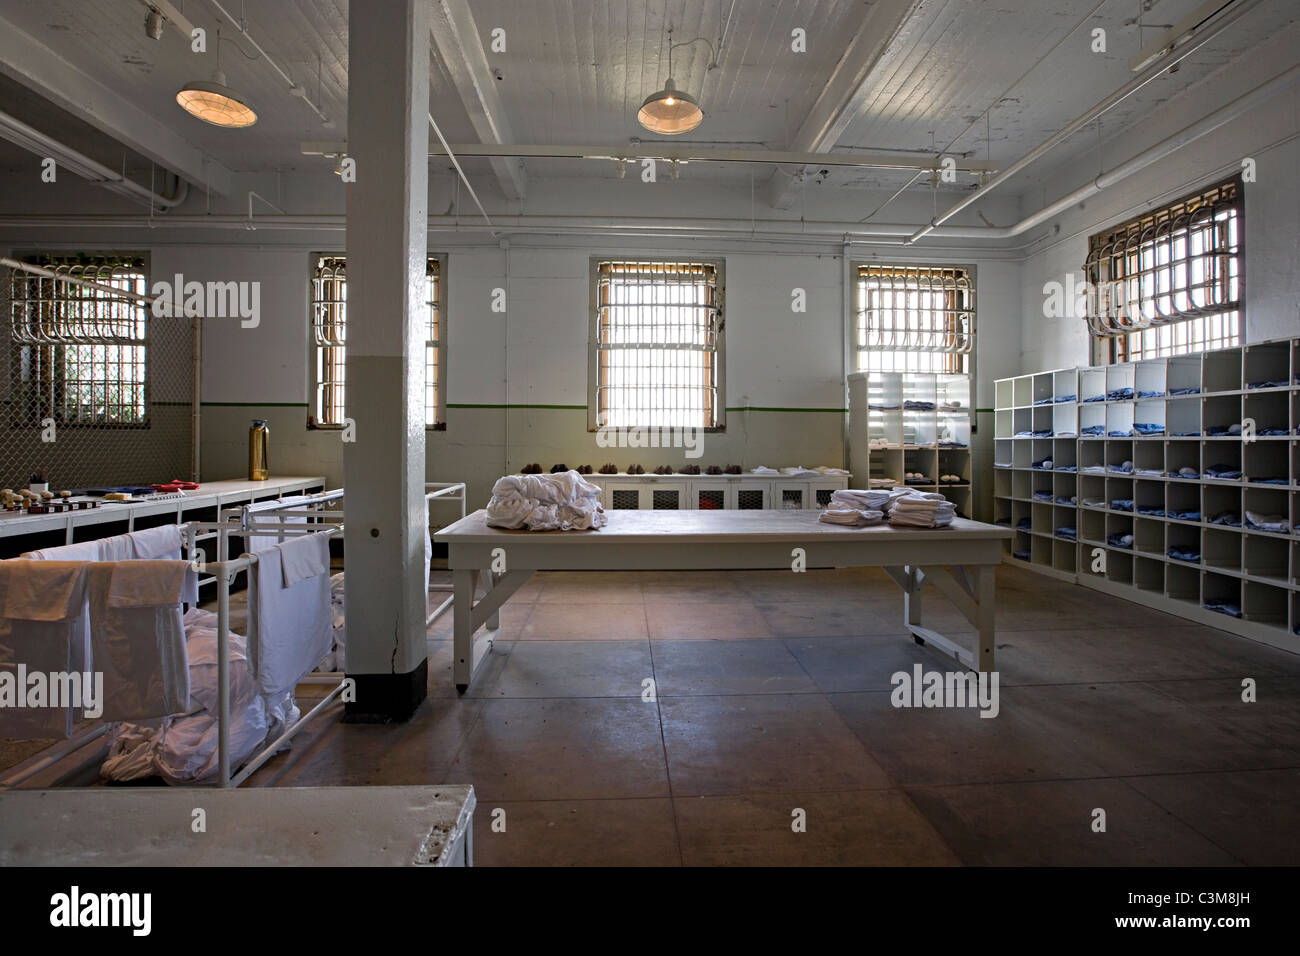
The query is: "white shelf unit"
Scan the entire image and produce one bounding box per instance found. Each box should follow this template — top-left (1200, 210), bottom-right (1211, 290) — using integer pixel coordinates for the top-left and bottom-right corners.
top-left (848, 370), bottom-right (974, 517)
top-left (994, 338), bottom-right (1300, 655)
top-left (588, 474), bottom-right (848, 512)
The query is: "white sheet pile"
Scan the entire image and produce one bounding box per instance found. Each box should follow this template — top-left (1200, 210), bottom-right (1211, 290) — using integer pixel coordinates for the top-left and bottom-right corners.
top-left (819, 488), bottom-right (956, 528)
top-left (486, 471), bottom-right (605, 531)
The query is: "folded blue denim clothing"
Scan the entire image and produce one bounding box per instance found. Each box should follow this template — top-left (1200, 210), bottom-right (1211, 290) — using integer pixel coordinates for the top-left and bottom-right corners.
top-left (1169, 386), bottom-right (1200, 396)
top-left (1171, 430), bottom-right (1201, 437)
top-left (1016, 518), bottom-right (1033, 530)
top-left (1056, 495), bottom-right (1077, 505)
top-left (1167, 546), bottom-right (1200, 562)
top-left (1012, 550), bottom-right (1031, 561)
top-left (1054, 394), bottom-right (1077, 403)
top-left (1208, 511), bottom-right (1240, 526)
top-left (1244, 510), bottom-right (1290, 533)
top-left (1136, 389), bottom-right (1164, 398)
top-left (1106, 387), bottom-right (1134, 400)
top-left (1171, 466), bottom-right (1199, 479)
top-left (1054, 527), bottom-right (1077, 540)
top-left (1031, 429), bottom-right (1053, 438)
top-left (1081, 425), bottom-right (1105, 436)
top-left (1014, 430), bottom-right (1035, 437)
top-left (869, 403), bottom-right (900, 410)
top-left (1204, 600), bottom-right (1242, 618)
top-left (1056, 465), bottom-right (1077, 472)
top-left (1033, 491), bottom-right (1054, 501)
top-left (1168, 509), bottom-right (1202, 521)
top-left (1106, 532), bottom-right (1134, 548)
top-left (903, 400), bottom-right (935, 410)
top-left (1247, 379), bottom-right (1289, 389)
top-left (1133, 422), bottom-right (1164, 435)
top-left (1134, 467), bottom-right (1164, 477)
top-left (1250, 476), bottom-right (1288, 485)
top-left (1107, 428), bottom-right (1134, 437)
top-left (1207, 424), bottom-right (1242, 436)
top-left (1033, 398), bottom-right (1055, 406)
top-left (1108, 460), bottom-right (1134, 474)
top-left (1258, 426), bottom-right (1288, 436)
top-left (1031, 458), bottom-right (1053, 470)
top-left (1137, 505), bottom-right (1165, 516)
top-left (1204, 464), bottom-right (1242, 479)
top-left (937, 441), bottom-right (968, 448)
top-left (1110, 499), bottom-right (1134, 512)
top-left (1082, 395), bottom-right (1106, 403)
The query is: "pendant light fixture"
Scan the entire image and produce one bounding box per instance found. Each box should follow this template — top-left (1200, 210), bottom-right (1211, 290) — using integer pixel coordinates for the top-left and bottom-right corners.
top-left (177, 28), bottom-right (258, 128)
top-left (638, 29), bottom-right (709, 135)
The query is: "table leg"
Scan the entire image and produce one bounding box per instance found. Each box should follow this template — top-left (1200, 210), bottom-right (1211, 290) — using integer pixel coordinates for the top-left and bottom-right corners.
top-left (453, 569), bottom-right (478, 693)
top-left (904, 565), bottom-right (923, 635)
top-left (974, 563), bottom-right (996, 673)
top-left (485, 570), bottom-right (501, 631)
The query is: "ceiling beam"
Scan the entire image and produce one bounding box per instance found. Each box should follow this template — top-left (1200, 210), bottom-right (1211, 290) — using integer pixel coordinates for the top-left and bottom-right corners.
top-left (428, 0), bottom-right (526, 201)
top-left (0, 15), bottom-right (233, 195)
top-left (766, 0), bottom-right (922, 209)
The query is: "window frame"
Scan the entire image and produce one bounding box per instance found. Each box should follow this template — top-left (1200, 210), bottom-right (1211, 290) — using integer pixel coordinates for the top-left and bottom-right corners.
top-left (8, 252), bottom-right (152, 430)
top-left (1085, 175), bottom-right (1244, 364)
top-left (308, 252), bottom-right (447, 430)
top-left (586, 256), bottom-right (726, 433)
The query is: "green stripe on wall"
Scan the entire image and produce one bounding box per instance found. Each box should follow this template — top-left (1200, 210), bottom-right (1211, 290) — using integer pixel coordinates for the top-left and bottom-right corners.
top-left (200, 402), bottom-right (310, 407)
top-left (726, 406), bottom-right (846, 413)
top-left (447, 403), bottom-right (587, 410)
top-left (976, 407), bottom-right (994, 413)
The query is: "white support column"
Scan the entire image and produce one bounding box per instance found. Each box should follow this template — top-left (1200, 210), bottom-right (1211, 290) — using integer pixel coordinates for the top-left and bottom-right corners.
top-left (343, 0), bottom-right (431, 720)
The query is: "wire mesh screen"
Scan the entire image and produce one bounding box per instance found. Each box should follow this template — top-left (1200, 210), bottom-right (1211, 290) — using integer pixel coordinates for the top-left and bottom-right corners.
top-left (652, 489), bottom-right (680, 510)
top-left (611, 489), bottom-right (639, 510)
top-left (697, 488), bottom-right (724, 509)
top-left (1086, 177), bottom-right (1242, 362)
top-left (1, 254), bottom-right (195, 490)
top-left (311, 255), bottom-right (443, 427)
top-left (593, 260), bottom-right (722, 429)
top-left (737, 488), bottom-right (764, 510)
top-left (856, 265), bottom-right (974, 373)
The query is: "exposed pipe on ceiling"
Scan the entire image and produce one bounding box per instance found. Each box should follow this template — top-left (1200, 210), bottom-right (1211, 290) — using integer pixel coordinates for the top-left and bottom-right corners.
top-left (906, 0), bottom-right (1264, 243)
top-left (0, 108), bottom-right (188, 209)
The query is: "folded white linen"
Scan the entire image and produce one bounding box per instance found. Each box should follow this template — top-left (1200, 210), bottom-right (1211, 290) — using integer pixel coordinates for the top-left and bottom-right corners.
top-left (749, 466), bottom-right (779, 475)
top-left (830, 488), bottom-right (892, 511)
top-left (252, 539), bottom-right (333, 702)
top-left (814, 466), bottom-right (851, 476)
top-left (128, 524), bottom-right (183, 560)
top-left (780, 466), bottom-right (821, 477)
top-left (279, 531), bottom-right (330, 587)
top-left (21, 540), bottom-right (101, 561)
top-left (818, 508), bottom-right (884, 526)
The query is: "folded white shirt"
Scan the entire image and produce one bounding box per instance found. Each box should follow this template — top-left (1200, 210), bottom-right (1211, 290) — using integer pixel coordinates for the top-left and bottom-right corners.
top-left (818, 508), bottom-right (884, 526)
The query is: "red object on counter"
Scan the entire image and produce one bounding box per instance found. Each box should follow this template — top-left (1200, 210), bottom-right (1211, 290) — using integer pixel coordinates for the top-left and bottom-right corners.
top-left (151, 480), bottom-right (200, 492)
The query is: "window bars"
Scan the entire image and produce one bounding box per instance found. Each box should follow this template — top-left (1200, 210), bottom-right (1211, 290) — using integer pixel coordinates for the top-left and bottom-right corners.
top-left (9, 256), bottom-right (149, 425)
top-left (1085, 176), bottom-right (1242, 362)
top-left (311, 256), bottom-right (443, 427)
top-left (592, 259), bottom-right (723, 430)
top-left (1, 254), bottom-right (195, 489)
top-left (855, 265), bottom-right (974, 373)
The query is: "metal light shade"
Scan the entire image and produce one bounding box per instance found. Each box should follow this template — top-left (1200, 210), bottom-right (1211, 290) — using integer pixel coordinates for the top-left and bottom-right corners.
top-left (637, 79), bottom-right (702, 135)
top-left (176, 76), bottom-right (257, 128)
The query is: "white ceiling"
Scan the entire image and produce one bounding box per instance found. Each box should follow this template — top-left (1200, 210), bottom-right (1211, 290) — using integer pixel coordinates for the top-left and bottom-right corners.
top-left (0, 0), bottom-right (1294, 201)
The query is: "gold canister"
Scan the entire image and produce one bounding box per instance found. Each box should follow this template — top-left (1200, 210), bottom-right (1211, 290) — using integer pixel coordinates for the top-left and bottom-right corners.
top-left (249, 419), bottom-right (270, 481)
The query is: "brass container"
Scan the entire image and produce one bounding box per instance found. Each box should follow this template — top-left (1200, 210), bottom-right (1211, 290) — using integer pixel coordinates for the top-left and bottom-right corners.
top-left (248, 419), bottom-right (270, 481)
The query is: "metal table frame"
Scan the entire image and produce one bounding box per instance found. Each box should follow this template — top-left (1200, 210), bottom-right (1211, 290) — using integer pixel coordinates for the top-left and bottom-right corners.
top-left (435, 509), bottom-right (1012, 692)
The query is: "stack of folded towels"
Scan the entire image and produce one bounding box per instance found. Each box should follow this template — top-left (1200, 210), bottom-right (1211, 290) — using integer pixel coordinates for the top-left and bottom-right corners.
top-left (819, 488), bottom-right (890, 526)
top-left (887, 490), bottom-right (956, 528)
top-left (486, 471), bottom-right (605, 531)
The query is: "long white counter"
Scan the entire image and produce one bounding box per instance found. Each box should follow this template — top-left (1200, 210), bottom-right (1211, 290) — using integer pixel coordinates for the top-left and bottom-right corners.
top-left (0, 476), bottom-right (327, 545)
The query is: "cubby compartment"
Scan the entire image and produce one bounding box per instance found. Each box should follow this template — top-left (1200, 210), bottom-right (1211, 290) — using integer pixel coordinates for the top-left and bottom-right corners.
top-left (1102, 547), bottom-right (1132, 585)
top-left (1243, 581), bottom-right (1288, 626)
top-left (1244, 390), bottom-right (1289, 437)
top-left (1244, 533), bottom-right (1288, 584)
top-left (1202, 346), bottom-right (1242, 395)
top-left (1132, 400), bottom-right (1165, 437)
top-left (1079, 438), bottom-right (1106, 472)
top-left (1052, 471), bottom-right (1077, 505)
top-left (1202, 394), bottom-right (1243, 437)
top-left (1166, 440), bottom-right (1200, 479)
top-left (995, 378), bottom-right (1014, 411)
top-left (1203, 528), bottom-right (1242, 572)
top-left (1134, 556), bottom-right (1165, 594)
top-left (1134, 359), bottom-right (1166, 398)
top-left (1202, 483), bottom-right (1239, 526)
top-left (1079, 367), bottom-right (1107, 404)
top-left (1078, 402), bottom-right (1106, 437)
top-left (936, 408), bottom-right (970, 447)
top-left (995, 409), bottom-right (1014, 439)
top-left (1031, 501), bottom-right (1053, 535)
top-left (1243, 486), bottom-right (1290, 534)
top-left (1167, 481), bottom-right (1204, 522)
top-left (1053, 504), bottom-right (1077, 542)
top-left (1079, 474), bottom-right (1106, 510)
top-left (1052, 403), bottom-right (1078, 438)
top-left (1106, 439), bottom-right (1134, 473)
top-left (1105, 402), bottom-right (1134, 437)
top-left (1166, 396), bottom-right (1201, 436)
top-left (1013, 375), bottom-right (1032, 409)
top-left (1243, 341), bottom-right (1291, 391)
top-left (902, 409), bottom-right (937, 446)
top-left (1201, 442), bottom-right (1241, 482)
top-left (1031, 372), bottom-right (1055, 406)
top-left (1012, 469), bottom-right (1032, 501)
top-left (1166, 562), bottom-right (1200, 602)
top-left (1105, 363), bottom-right (1135, 401)
top-left (1031, 532), bottom-right (1052, 568)
top-left (1031, 404), bottom-right (1054, 435)
top-left (1202, 572), bottom-right (1242, 617)
top-left (937, 449), bottom-right (970, 486)
top-left (1244, 440), bottom-right (1289, 485)
top-left (994, 437), bottom-right (1014, 468)
top-left (868, 407), bottom-right (903, 446)
top-left (1012, 439), bottom-right (1033, 469)
top-left (1105, 513), bottom-right (1133, 550)
top-left (1053, 369), bottom-right (1078, 402)
top-left (1134, 478), bottom-right (1165, 516)
top-left (1166, 355), bottom-right (1202, 396)
top-left (1052, 437), bottom-right (1077, 471)
top-left (1012, 407), bottom-right (1032, 437)
top-left (1031, 437), bottom-right (1054, 470)
top-left (1133, 441), bottom-right (1163, 476)
top-left (1053, 538), bottom-right (1077, 573)
top-left (1080, 507), bottom-right (1107, 545)
top-left (1011, 529), bottom-right (1032, 562)
top-left (1165, 521), bottom-right (1199, 563)
top-left (1106, 477), bottom-right (1134, 512)
top-left (1012, 501), bottom-right (1033, 534)
top-left (903, 447), bottom-right (937, 484)
top-left (994, 467), bottom-right (1012, 499)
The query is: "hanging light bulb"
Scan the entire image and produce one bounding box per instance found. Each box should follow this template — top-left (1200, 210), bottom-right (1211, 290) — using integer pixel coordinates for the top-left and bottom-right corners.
top-left (638, 79), bottom-right (702, 135)
top-left (176, 29), bottom-right (257, 128)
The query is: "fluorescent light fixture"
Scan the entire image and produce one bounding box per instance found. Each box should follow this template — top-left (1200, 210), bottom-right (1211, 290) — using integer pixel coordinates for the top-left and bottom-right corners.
top-left (176, 72), bottom-right (257, 128)
top-left (637, 79), bottom-right (702, 135)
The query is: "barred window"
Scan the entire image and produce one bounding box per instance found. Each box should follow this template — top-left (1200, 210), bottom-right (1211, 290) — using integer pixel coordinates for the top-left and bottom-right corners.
top-left (1085, 176), bottom-right (1242, 363)
top-left (855, 265), bottom-right (974, 373)
top-left (9, 255), bottom-right (149, 426)
top-left (311, 255), bottom-right (444, 428)
top-left (590, 259), bottom-right (724, 430)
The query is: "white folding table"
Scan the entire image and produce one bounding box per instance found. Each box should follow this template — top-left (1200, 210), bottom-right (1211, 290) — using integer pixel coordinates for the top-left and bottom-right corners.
top-left (435, 509), bottom-right (1013, 692)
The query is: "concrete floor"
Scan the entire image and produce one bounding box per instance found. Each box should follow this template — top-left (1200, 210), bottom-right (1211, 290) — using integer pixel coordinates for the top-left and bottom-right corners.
top-left (242, 564), bottom-right (1300, 866)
